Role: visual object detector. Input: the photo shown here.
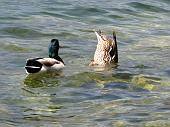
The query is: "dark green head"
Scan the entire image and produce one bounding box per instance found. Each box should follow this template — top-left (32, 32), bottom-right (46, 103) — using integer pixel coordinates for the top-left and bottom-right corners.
top-left (48, 39), bottom-right (59, 58)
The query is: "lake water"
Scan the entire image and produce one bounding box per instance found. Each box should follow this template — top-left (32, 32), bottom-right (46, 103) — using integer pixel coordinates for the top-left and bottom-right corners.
top-left (0, 0), bottom-right (170, 126)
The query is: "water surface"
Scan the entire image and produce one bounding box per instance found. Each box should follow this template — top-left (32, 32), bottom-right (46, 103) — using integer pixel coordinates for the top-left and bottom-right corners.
top-left (0, 0), bottom-right (170, 126)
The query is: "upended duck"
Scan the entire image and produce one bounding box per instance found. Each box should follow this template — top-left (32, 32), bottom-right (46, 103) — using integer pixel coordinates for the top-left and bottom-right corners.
top-left (89, 30), bottom-right (118, 67)
top-left (25, 39), bottom-right (64, 74)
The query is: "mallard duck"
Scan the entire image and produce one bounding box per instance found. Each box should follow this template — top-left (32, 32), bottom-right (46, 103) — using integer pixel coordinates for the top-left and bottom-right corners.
top-left (89, 30), bottom-right (118, 66)
top-left (25, 39), bottom-right (64, 74)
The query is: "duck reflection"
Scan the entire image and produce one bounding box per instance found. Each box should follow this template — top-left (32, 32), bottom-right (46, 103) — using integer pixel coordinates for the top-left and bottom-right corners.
top-left (24, 71), bottom-right (63, 88)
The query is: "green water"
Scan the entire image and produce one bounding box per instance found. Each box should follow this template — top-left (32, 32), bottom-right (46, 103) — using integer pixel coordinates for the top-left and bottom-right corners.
top-left (0, 0), bottom-right (170, 126)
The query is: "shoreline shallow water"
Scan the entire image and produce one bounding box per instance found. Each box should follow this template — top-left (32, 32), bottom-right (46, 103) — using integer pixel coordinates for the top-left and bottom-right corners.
top-left (0, 0), bottom-right (170, 126)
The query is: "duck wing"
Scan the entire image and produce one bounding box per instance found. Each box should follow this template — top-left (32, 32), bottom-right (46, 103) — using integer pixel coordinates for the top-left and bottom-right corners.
top-left (37, 58), bottom-right (61, 67)
top-left (25, 58), bottom-right (43, 73)
top-left (25, 57), bottom-right (43, 67)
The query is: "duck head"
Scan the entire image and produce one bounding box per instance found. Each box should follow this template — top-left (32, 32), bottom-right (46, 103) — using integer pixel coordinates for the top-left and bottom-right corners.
top-left (48, 39), bottom-right (64, 64)
top-left (89, 30), bottom-right (118, 66)
top-left (48, 39), bottom-right (60, 58)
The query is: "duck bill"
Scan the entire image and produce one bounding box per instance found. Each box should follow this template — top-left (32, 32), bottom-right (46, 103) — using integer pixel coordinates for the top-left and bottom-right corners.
top-left (94, 30), bottom-right (105, 44)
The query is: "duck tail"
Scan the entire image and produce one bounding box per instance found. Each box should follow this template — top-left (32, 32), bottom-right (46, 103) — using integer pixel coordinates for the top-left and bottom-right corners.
top-left (25, 59), bottom-right (42, 74)
top-left (113, 31), bottom-right (118, 63)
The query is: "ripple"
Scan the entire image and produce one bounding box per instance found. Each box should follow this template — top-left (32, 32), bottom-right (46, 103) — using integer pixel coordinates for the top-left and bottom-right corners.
top-left (165, 69), bottom-right (170, 76)
top-left (23, 72), bottom-right (62, 88)
top-left (0, 16), bottom-right (21, 21)
top-left (41, 11), bottom-right (72, 19)
top-left (131, 64), bottom-right (152, 69)
top-left (64, 6), bottom-right (108, 17)
top-left (107, 14), bottom-right (125, 20)
top-left (1, 0), bottom-right (170, 126)
top-left (0, 43), bottom-right (30, 53)
top-left (112, 72), bottom-right (134, 80)
top-left (104, 82), bottom-right (129, 90)
top-left (128, 2), bottom-right (170, 13)
top-left (145, 120), bottom-right (170, 127)
top-left (131, 75), bottom-right (161, 91)
top-left (43, 1), bottom-right (71, 6)
top-left (0, 27), bottom-right (62, 39)
top-left (112, 8), bottom-right (138, 16)
top-left (1, 27), bottom-right (44, 38)
top-left (56, 32), bottom-right (77, 38)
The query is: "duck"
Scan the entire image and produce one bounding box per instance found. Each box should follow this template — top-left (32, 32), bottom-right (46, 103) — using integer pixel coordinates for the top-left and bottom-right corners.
top-left (25, 39), bottom-right (65, 74)
top-left (89, 30), bottom-right (118, 67)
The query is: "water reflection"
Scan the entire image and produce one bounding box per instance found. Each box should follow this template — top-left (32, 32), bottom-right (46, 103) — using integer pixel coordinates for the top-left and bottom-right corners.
top-left (24, 71), bottom-right (63, 88)
top-left (23, 69), bottom-right (162, 92)
top-left (1, 0), bottom-right (170, 126)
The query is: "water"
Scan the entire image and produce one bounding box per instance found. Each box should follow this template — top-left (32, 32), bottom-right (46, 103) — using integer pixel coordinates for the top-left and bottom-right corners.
top-left (0, 0), bottom-right (170, 126)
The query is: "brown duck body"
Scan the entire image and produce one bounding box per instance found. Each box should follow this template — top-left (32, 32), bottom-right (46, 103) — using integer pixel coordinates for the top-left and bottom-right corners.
top-left (89, 30), bottom-right (118, 66)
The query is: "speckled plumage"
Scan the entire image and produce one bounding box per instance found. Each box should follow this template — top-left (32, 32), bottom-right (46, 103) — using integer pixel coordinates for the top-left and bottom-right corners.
top-left (90, 30), bottom-right (118, 66)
